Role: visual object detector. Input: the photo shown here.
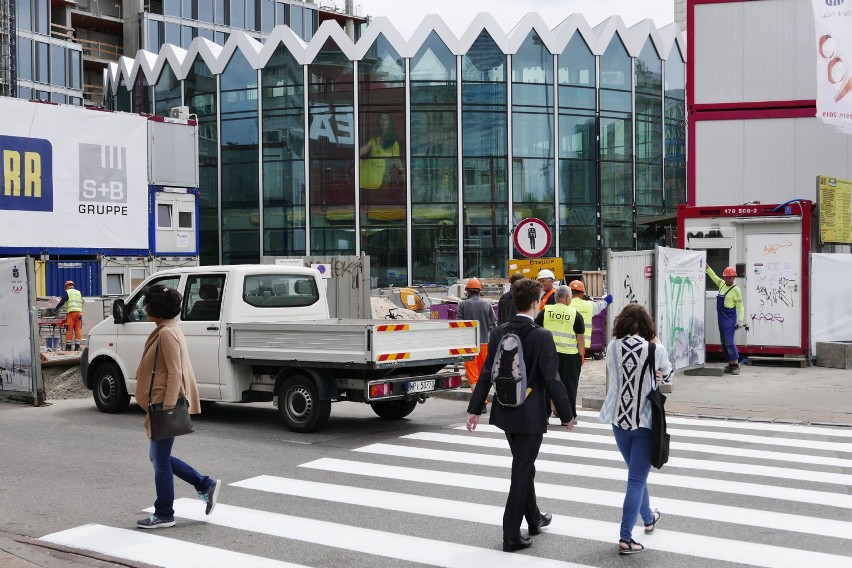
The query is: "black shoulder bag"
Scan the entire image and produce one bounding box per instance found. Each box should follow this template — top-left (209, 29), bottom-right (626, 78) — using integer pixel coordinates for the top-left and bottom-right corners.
top-left (148, 341), bottom-right (194, 441)
top-left (645, 343), bottom-right (670, 469)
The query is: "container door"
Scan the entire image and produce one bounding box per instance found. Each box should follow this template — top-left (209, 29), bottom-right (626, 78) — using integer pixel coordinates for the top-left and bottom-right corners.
top-left (744, 233), bottom-right (801, 347)
top-left (180, 273), bottom-right (225, 399)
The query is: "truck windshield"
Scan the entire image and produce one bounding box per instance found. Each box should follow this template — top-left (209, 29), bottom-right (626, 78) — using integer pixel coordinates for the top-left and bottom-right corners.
top-left (242, 275), bottom-right (320, 308)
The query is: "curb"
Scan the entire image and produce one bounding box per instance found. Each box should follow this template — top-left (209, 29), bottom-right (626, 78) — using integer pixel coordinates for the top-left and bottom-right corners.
top-left (0, 531), bottom-right (153, 568)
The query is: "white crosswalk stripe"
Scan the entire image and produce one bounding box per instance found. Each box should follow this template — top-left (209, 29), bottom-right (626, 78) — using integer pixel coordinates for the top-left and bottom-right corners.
top-left (40, 416), bottom-right (852, 568)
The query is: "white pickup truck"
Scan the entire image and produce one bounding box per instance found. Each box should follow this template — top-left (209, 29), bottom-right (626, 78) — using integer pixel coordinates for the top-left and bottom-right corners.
top-left (81, 265), bottom-right (478, 432)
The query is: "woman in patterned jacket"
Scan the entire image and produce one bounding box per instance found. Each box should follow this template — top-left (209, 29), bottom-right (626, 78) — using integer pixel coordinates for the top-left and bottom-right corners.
top-left (598, 303), bottom-right (673, 554)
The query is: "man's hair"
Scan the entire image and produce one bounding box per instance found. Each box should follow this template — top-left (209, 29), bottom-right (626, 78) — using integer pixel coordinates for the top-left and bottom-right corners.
top-left (555, 285), bottom-right (571, 300)
top-left (509, 272), bottom-right (524, 284)
top-left (143, 284), bottom-right (183, 319)
top-left (612, 303), bottom-right (656, 341)
top-left (512, 278), bottom-right (541, 312)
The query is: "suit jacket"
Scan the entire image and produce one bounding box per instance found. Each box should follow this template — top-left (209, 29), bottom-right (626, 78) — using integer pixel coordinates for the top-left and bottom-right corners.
top-left (497, 291), bottom-right (517, 326)
top-left (457, 295), bottom-right (497, 344)
top-left (467, 315), bottom-right (573, 433)
top-left (135, 318), bottom-right (202, 438)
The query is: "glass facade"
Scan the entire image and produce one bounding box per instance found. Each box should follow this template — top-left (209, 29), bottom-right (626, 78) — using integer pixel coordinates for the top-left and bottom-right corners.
top-left (106, 19), bottom-right (686, 281)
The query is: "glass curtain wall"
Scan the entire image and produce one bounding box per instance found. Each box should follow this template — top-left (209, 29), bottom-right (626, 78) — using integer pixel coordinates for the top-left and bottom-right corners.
top-left (635, 40), bottom-right (663, 221)
top-left (116, 77), bottom-right (131, 111)
top-left (558, 34), bottom-right (598, 270)
top-left (665, 49), bottom-right (686, 213)
top-left (262, 46), bottom-right (306, 256)
top-left (185, 57), bottom-right (219, 263)
top-left (512, 32), bottom-right (555, 258)
top-left (359, 35), bottom-right (407, 286)
top-left (220, 51), bottom-right (260, 264)
top-left (462, 32), bottom-right (508, 278)
top-left (309, 39), bottom-right (356, 255)
top-left (599, 35), bottom-right (634, 253)
top-left (132, 74), bottom-right (153, 114)
top-left (154, 65), bottom-right (182, 115)
top-left (410, 32), bottom-right (458, 284)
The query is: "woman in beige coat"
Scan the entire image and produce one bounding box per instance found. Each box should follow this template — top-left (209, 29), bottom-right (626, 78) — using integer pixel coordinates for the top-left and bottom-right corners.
top-left (134, 284), bottom-right (220, 529)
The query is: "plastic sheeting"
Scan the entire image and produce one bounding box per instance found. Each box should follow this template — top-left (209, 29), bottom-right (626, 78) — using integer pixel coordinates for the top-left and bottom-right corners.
top-left (810, 253), bottom-right (852, 354)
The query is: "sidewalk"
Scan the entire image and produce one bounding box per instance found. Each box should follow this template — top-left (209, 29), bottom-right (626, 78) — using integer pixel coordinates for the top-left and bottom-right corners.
top-left (0, 531), bottom-right (150, 568)
top-left (447, 359), bottom-right (852, 426)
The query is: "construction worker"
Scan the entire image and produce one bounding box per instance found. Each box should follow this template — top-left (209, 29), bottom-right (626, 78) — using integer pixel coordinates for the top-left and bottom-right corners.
top-left (54, 280), bottom-right (83, 351)
top-left (568, 280), bottom-right (612, 354)
top-left (535, 285), bottom-right (585, 421)
top-left (707, 265), bottom-right (749, 375)
top-left (537, 269), bottom-right (558, 310)
top-left (457, 277), bottom-right (496, 412)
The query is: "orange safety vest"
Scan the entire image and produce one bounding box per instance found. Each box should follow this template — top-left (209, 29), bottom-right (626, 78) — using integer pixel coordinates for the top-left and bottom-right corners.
top-left (538, 288), bottom-right (555, 311)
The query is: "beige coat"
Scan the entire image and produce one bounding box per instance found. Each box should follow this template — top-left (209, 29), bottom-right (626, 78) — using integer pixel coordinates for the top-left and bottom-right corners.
top-left (134, 318), bottom-right (201, 438)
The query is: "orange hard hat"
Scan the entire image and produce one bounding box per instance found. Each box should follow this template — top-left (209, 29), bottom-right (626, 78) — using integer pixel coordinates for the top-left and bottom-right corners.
top-left (569, 280), bottom-right (585, 293)
top-left (64, 280), bottom-right (75, 288)
top-left (465, 277), bottom-right (483, 290)
top-left (723, 267), bottom-right (737, 277)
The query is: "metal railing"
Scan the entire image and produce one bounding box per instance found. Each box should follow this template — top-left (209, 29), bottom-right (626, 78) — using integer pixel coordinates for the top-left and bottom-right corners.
top-left (74, 0), bottom-right (122, 19)
top-left (50, 23), bottom-right (76, 41)
top-left (78, 37), bottom-right (122, 61)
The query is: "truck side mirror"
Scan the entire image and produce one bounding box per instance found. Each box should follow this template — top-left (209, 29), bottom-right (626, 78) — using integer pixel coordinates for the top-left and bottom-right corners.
top-left (113, 299), bottom-right (126, 324)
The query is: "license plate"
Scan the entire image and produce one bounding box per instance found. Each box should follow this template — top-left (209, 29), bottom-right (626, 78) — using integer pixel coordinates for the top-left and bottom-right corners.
top-left (407, 379), bottom-right (436, 393)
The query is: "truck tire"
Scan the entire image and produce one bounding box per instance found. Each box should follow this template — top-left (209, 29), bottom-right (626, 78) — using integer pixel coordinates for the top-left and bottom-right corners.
top-left (370, 399), bottom-right (418, 420)
top-left (278, 374), bottom-right (331, 433)
top-left (93, 361), bottom-right (131, 413)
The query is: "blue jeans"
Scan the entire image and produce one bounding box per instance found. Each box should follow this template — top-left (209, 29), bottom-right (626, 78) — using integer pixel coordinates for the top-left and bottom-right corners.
top-left (149, 437), bottom-right (211, 519)
top-left (612, 426), bottom-right (655, 541)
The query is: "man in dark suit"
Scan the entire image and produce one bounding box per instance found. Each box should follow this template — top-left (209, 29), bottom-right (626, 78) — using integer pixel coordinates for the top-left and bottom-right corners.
top-left (497, 272), bottom-right (524, 325)
top-left (466, 278), bottom-right (575, 553)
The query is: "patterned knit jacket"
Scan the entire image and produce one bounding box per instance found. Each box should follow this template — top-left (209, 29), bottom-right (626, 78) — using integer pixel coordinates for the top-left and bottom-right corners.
top-left (598, 335), bottom-right (673, 430)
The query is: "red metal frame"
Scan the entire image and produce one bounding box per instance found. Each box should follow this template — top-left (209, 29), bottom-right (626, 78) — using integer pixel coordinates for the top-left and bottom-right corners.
top-left (677, 201), bottom-right (813, 357)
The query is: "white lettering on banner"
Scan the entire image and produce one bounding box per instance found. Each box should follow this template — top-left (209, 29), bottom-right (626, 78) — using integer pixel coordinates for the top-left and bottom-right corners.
top-left (813, 0), bottom-right (852, 134)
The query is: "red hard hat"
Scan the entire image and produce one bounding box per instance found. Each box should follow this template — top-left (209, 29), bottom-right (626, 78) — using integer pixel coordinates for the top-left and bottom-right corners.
top-left (64, 280), bottom-right (75, 288)
top-left (723, 267), bottom-right (737, 277)
top-left (465, 277), bottom-right (483, 290)
top-left (569, 280), bottom-right (585, 293)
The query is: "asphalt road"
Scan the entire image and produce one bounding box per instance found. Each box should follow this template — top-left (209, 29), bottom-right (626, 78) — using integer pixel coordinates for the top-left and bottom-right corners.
top-left (1, 396), bottom-right (851, 568)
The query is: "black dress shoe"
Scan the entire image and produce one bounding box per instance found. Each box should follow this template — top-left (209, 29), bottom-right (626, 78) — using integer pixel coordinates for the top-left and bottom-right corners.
top-left (528, 512), bottom-right (552, 535)
top-left (502, 536), bottom-right (532, 552)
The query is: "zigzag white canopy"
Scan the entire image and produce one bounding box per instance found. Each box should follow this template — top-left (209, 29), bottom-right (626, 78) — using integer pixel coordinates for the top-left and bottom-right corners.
top-left (106, 12), bottom-right (686, 95)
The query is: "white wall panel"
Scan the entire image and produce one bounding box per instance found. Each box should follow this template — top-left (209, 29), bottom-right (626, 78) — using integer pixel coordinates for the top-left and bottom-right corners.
top-left (696, 0), bottom-right (816, 104)
top-left (696, 117), bottom-right (852, 205)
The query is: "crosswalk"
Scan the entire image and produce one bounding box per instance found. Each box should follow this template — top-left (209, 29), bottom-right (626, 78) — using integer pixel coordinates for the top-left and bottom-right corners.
top-left (41, 410), bottom-right (852, 567)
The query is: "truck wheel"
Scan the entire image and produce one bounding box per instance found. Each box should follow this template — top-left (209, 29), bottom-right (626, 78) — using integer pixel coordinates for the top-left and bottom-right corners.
top-left (370, 399), bottom-right (418, 420)
top-left (93, 362), bottom-right (130, 413)
top-left (278, 374), bottom-right (331, 433)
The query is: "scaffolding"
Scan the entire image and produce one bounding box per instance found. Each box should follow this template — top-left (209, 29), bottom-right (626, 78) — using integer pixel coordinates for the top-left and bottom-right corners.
top-left (0, 0), bottom-right (14, 97)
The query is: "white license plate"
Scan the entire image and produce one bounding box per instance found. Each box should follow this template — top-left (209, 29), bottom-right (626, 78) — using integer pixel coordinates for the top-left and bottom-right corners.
top-left (407, 379), bottom-right (436, 393)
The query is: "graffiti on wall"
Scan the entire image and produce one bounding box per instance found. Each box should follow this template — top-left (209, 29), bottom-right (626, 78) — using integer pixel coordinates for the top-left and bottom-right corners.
top-left (656, 247), bottom-right (706, 371)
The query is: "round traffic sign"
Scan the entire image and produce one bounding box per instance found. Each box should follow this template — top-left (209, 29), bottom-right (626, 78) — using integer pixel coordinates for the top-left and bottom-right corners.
top-left (513, 218), bottom-right (552, 258)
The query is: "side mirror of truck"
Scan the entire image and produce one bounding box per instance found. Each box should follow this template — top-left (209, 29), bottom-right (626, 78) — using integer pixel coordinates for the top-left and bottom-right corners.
top-left (113, 299), bottom-right (126, 324)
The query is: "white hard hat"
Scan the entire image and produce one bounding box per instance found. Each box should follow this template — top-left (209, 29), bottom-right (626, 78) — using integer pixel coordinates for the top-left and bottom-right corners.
top-left (537, 269), bottom-right (555, 280)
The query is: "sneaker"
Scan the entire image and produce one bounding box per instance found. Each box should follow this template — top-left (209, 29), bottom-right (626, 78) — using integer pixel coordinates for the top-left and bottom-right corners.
top-left (199, 479), bottom-right (221, 515)
top-left (136, 515), bottom-right (175, 529)
top-left (723, 364), bottom-right (733, 374)
top-left (731, 366), bottom-right (740, 376)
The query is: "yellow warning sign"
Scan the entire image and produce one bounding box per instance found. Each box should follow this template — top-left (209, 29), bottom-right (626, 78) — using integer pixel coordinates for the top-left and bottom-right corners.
top-left (818, 176), bottom-right (852, 244)
top-left (507, 257), bottom-right (565, 281)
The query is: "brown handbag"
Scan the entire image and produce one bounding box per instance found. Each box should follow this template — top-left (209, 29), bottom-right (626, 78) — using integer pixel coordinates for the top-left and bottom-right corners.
top-left (147, 341), bottom-right (194, 441)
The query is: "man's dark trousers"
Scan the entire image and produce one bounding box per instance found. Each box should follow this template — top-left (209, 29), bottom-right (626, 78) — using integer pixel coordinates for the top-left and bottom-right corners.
top-left (558, 352), bottom-right (582, 415)
top-left (503, 432), bottom-right (544, 540)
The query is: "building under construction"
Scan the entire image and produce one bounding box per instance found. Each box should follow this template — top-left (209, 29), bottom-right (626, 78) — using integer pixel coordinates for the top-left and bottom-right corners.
top-left (0, 0), bottom-right (13, 97)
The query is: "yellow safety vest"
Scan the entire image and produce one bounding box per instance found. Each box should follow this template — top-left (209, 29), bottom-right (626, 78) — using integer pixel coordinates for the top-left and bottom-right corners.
top-left (66, 288), bottom-right (83, 313)
top-left (542, 303), bottom-right (580, 355)
top-left (571, 297), bottom-right (593, 348)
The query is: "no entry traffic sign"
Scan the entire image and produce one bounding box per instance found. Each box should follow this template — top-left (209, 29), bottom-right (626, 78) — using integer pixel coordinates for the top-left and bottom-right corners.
top-left (513, 218), bottom-right (552, 258)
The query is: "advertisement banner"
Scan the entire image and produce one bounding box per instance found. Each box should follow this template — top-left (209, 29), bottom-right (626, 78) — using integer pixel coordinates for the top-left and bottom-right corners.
top-left (812, 0), bottom-right (852, 134)
top-left (606, 250), bottom-right (655, 341)
top-left (655, 247), bottom-right (707, 372)
top-left (810, 253), bottom-right (852, 354)
top-left (0, 258), bottom-right (36, 393)
top-left (0, 98), bottom-right (148, 250)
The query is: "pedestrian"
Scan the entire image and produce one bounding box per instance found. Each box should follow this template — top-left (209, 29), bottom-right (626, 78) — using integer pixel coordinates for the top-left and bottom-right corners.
top-left (53, 280), bottom-right (83, 351)
top-left (497, 272), bottom-right (524, 325)
top-left (134, 284), bottom-right (220, 529)
top-left (535, 285), bottom-right (585, 421)
top-left (706, 265), bottom-right (749, 374)
top-left (466, 278), bottom-right (575, 553)
top-left (458, 277), bottom-right (496, 412)
top-left (536, 269), bottom-right (557, 310)
top-left (599, 303), bottom-right (672, 555)
top-left (568, 280), bottom-right (613, 356)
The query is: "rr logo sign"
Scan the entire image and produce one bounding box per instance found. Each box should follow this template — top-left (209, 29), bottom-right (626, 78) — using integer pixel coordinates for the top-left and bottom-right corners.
top-left (0, 135), bottom-right (54, 212)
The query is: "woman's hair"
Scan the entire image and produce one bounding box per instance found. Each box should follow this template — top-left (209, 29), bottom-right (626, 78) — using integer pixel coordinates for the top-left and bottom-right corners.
top-left (612, 303), bottom-right (656, 341)
top-left (377, 113), bottom-right (398, 150)
top-left (512, 278), bottom-right (542, 312)
top-left (143, 284), bottom-right (183, 319)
